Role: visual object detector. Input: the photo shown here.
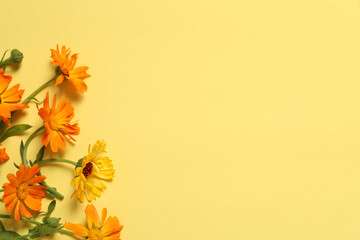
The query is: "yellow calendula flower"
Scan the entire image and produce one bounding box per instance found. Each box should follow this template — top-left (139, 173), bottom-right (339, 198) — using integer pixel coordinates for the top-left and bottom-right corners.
top-left (71, 140), bottom-right (115, 202)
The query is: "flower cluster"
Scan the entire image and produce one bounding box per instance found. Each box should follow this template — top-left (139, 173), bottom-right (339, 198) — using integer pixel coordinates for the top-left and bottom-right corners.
top-left (0, 46), bottom-right (123, 239)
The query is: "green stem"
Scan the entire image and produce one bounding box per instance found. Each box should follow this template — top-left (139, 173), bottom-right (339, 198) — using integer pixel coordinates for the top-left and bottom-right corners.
top-left (0, 58), bottom-right (12, 69)
top-left (0, 214), bottom-right (83, 239)
top-left (22, 126), bottom-right (44, 168)
top-left (59, 229), bottom-right (76, 236)
top-left (40, 181), bottom-right (64, 200)
top-left (22, 75), bottom-right (58, 104)
top-left (0, 189), bottom-right (4, 192)
top-left (37, 158), bottom-right (77, 167)
top-left (0, 214), bottom-right (42, 226)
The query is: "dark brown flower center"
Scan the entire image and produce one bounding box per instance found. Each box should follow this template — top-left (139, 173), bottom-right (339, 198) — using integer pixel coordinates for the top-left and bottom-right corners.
top-left (62, 69), bottom-right (69, 78)
top-left (82, 162), bottom-right (93, 177)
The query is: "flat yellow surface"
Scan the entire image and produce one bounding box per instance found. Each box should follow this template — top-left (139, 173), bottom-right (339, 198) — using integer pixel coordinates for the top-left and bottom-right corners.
top-left (2, 0), bottom-right (360, 239)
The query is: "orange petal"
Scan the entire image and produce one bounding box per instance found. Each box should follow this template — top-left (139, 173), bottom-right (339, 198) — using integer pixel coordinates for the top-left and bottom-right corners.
top-left (2, 184), bottom-right (16, 196)
top-left (3, 192), bottom-right (16, 205)
top-left (23, 195), bottom-right (42, 212)
top-left (5, 197), bottom-right (18, 215)
top-left (102, 216), bottom-right (123, 237)
top-left (28, 188), bottom-right (46, 199)
top-left (101, 208), bottom-right (107, 226)
top-left (20, 202), bottom-right (32, 218)
top-left (41, 129), bottom-right (53, 147)
top-left (85, 204), bottom-right (100, 229)
top-left (0, 69), bottom-right (11, 95)
top-left (52, 93), bottom-right (57, 110)
top-left (64, 223), bottom-right (89, 237)
top-left (49, 132), bottom-right (60, 152)
top-left (23, 165), bottom-right (41, 182)
top-left (2, 103), bottom-right (29, 112)
top-left (103, 235), bottom-right (121, 240)
top-left (6, 173), bottom-right (18, 187)
top-left (16, 164), bottom-right (25, 183)
top-left (54, 74), bottom-right (64, 86)
top-left (0, 104), bottom-right (11, 117)
top-left (13, 200), bottom-right (21, 222)
top-left (26, 175), bottom-right (46, 185)
top-left (0, 148), bottom-right (9, 163)
top-left (1, 84), bottom-right (20, 100)
top-left (43, 92), bottom-right (50, 111)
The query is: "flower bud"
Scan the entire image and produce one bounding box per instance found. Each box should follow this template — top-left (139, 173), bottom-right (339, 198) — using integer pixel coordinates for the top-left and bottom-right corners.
top-left (10, 49), bottom-right (23, 64)
top-left (44, 217), bottom-right (60, 228)
top-left (55, 66), bottom-right (63, 76)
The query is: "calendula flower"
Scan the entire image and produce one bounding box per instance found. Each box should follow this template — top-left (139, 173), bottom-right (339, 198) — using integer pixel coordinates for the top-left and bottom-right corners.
top-left (0, 68), bottom-right (29, 126)
top-left (71, 140), bottom-right (114, 202)
top-left (2, 164), bottom-right (47, 222)
top-left (0, 144), bottom-right (9, 163)
top-left (50, 45), bottom-right (90, 93)
top-left (38, 92), bottom-right (80, 152)
top-left (65, 204), bottom-right (123, 240)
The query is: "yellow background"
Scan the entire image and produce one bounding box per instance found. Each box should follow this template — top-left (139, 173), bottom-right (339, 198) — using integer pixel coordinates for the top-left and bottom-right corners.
top-left (1, 0), bottom-right (360, 239)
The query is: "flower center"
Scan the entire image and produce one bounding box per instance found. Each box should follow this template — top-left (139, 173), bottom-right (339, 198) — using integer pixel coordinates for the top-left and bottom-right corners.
top-left (49, 113), bottom-right (60, 131)
top-left (82, 162), bottom-right (93, 177)
top-left (16, 183), bottom-right (29, 200)
top-left (62, 69), bottom-right (69, 78)
top-left (88, 228), bottom-right (103, 240)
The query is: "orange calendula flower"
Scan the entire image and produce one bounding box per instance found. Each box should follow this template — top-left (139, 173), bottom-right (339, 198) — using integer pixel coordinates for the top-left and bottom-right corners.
top-left (50, 45), bottom-right (90, 93)
top-left (65, 204), bottom-right (123, 240)
top-left (0, 68), bottom-right (29, 126)
top-left (38, 92), bottom-right (80, 152)
top-left (2, 164), bottom-right (47, 222)
top-left (71, 140), bottom-right (114, 202)
top-left (0, 144), bottom-right (9, 163)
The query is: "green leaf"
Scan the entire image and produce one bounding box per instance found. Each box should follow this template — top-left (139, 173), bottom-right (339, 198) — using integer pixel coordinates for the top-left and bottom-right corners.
top-left (28, 226), bottom-right (58, 239)
top-left (46, 200), bottom-right (56, 218)
top-left (34, 146), bottom-right (46, 163)
top-left (0, 231), bottom-right (28, 240)
top-left (20, 140), bottom-right (24, 161)
top-left (13, 162), bottom-right (20, 169)
top-left (31, 211), bottom-right (44, 218)
top-left (0, 124), bottom-right (32, 142)
top-left (0, 122), bottom-right (7, 138)
top-left (76, 158), bottom-right (83, 168)
top-left (0, 220), bottom-right (5, 231)
top-left (27, 97), bottom-right (45, 104)
top-left (28, 97), bottom-right (39, 102)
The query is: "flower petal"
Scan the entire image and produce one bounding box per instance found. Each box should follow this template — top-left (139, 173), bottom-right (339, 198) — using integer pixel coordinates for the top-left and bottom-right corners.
top-left (23, 194), bottom-right (42, 212)
top-left (64, 223), bottom-right (89, 237)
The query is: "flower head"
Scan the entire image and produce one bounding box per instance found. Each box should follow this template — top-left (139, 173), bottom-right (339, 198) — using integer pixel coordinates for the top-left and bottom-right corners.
top-left (2, 164), bottom-right (47, 222)
top-left (71, 140), bottom-right (114, 202)
top-left (50, 45), bottom-right (90, 93)
top-left (0, 68), bottom-right (29, 126)
top-left (0, 144), bottom-right (9, 163)
top-left (65, 204), bottom-right (123, 240)
top-left (10, 49), bottom-right (24, 64)
top-left (38, 92), bottom-right (80, 152)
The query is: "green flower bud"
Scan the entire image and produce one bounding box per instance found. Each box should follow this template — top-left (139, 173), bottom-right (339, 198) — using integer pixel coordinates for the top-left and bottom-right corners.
top-left (44, 217), bottom-right (60, 228)
top-left (10, 49), bottom-right (23, 64)
top-left (55, 66), bottom-right (63, 76)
